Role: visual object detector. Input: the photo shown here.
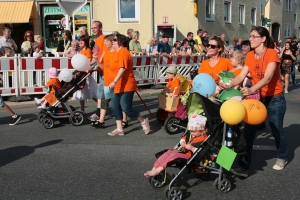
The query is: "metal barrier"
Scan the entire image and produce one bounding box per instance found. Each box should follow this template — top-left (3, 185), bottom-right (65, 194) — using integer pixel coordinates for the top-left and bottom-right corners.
top-left (0, 55), bottom-right (204, 97)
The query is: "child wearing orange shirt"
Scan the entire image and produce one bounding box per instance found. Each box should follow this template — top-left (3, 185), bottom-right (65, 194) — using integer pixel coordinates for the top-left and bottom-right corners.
top-left (144, 114), bottom-right (208, 177)
top-left (161, 66), bottom-right (181, 96)
top-left (35, 67), bottom-right (61, 108)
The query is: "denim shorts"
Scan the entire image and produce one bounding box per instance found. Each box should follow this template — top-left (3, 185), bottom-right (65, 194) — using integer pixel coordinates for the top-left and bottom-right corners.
top-left (0, 94), bottom-right (5, 107)
top-left (96, 74), bottom-right (104, 99)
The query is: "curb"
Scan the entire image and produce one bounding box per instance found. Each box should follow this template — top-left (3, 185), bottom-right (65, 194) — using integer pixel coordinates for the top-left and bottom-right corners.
top-left (5, 89), bottom-right (162, 110)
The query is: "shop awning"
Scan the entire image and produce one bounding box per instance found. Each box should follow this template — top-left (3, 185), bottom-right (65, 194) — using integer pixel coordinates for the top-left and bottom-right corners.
top-left (0, 1), bottom-right (34, 24)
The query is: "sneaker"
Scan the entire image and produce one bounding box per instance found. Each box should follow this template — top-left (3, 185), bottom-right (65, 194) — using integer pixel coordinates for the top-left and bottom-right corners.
top-left (34, 98), bottom-right (41, 105)
top-left (230, 166), bottom-right (249, 178)
top-left (9, 115), bottom-right (21, 126)
top-left (88, 113), bottom-right (99, 121)
top-left (141, 118), bottom-right (150, 134)
top-left (285, 89), bottom-right (288, 94)
top-left (108, 129), bottom-right (124, 136)
top-left (273, 160), bottom-right (287, 170)
top-left (38, 104), bottom-right (46, 109)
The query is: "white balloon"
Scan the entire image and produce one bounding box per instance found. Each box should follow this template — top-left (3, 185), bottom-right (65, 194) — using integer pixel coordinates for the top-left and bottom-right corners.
top-left (58, 68), bottom-right (73, 82)
top-left (71, 54), bottom-right (91, 71)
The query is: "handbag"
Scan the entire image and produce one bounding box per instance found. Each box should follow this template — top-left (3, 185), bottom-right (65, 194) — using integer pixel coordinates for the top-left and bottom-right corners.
top-left (245, 49), bottom-right (268, 100)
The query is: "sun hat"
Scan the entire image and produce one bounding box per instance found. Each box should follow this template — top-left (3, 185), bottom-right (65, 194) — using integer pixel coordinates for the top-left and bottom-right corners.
top-left (166, 66), bottom-right (178, 74)
top-left (188, 114), bottom-right (207, 131)
top-left (49, 67), bottom-right (58, 78)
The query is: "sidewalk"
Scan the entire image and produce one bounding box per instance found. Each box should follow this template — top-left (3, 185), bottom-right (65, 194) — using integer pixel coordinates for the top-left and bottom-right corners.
top-left (5, 89), bottom-right (162, 109)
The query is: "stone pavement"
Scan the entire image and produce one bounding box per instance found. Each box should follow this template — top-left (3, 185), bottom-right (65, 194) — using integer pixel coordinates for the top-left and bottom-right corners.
top-left (5, 88), bottom-right (162, 109)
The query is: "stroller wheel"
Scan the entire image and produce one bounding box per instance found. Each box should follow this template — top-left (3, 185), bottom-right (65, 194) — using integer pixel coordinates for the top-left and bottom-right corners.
top-left (167, 187), bottom-right (183, 200)
top-left (37, 111), bottom-right (46, 123)
top-left (150, 174), bottom-right (165, 188)
top-left (42, 117), bottom-right (54, 129)
top-left (156, 108), bottom-right (169, 122)
top-left (164, 116), bottom-right (179, 134)
top-left (218, 179), bottom-right (231, 193)
top-left (69, 111), bottom-right (85, 126)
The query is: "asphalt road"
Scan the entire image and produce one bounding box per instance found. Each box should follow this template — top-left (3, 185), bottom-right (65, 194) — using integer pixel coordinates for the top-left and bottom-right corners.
top-left (1, 80), bottom-right (300, 200)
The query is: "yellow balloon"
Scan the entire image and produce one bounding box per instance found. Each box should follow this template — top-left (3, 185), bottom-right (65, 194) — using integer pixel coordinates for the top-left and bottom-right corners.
top-left (220, 99), bottom-right (246, 125)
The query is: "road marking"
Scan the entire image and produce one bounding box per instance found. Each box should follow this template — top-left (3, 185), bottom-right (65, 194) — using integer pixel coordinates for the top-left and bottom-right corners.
top-left (253, 145), bottom-right (276, 151)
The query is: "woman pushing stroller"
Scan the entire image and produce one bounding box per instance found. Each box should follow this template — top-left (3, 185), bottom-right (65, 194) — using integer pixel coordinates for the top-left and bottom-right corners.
top-left (144, 114), bottom-right (208, 177)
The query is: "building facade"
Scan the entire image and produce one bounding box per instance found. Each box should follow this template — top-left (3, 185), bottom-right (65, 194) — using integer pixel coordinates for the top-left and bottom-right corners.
top-left (2, 0), bottom-right (291, 53)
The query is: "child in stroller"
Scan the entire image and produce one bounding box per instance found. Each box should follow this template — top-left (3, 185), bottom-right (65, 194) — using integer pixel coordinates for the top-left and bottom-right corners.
top-left (144, 114), bottom-right (208, 177)
top-left (35, 67), bottom-right (61, 108)
top-left (161, 66), bottom-right (181, 96)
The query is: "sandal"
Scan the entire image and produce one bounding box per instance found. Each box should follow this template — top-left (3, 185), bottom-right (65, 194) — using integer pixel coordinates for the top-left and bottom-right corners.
top-left (122, 121), bottom-right (128, 128)
top-left (94, 121), bottom-right (105, 128)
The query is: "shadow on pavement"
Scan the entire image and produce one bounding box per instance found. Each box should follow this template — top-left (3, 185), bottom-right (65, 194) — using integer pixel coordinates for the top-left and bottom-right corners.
top-left (0, 139), bottom-right (63, 167)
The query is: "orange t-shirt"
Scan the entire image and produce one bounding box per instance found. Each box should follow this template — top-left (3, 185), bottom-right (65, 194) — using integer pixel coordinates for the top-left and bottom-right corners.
top-left (245, 49), bottom-right (283, 97)
top-left (166, 76), bottom-right (180, 95)
top-left (181, 134), bottom-right (208, 158)
top-left (46, 78), bottom-right (61, 91)
top-left (94, 34), bottom-right (108, 74)
top-left (198, 57), bottom-right (233, 82)
top-left (231, 67), bottom-right (243, 76)
top-left (109, 47), bottom-right (137, 93)
top-left (80, 48), bottom-right (92, 59)
top-left (102, 50), bottom-right (117, 86)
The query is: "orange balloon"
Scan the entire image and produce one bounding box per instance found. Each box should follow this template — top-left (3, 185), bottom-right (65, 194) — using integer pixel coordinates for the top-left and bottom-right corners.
top-left (242, 99), bottom-right (267, 125)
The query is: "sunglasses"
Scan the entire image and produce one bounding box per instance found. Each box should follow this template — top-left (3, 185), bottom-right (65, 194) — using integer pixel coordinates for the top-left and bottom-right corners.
top-left (113, 38), bottom-right (118, 42)
top-left (26, 35), bottom-right (32, 37)
top-left (207, 44), bottom-right (218, 49)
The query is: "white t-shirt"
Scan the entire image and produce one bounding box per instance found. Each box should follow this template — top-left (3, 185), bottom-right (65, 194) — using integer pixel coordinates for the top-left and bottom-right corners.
top-left (145, 44), bottom-right (158, 53)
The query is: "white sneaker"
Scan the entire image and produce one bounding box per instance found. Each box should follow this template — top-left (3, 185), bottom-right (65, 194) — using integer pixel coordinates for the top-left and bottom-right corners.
top-left (141, 118), bottom-right (150, 134)
top-left (273, 160), bottom-right (287, 170)
top-left (285, 89), bottom-right (288, 94)
top-left (34, 98), bottom-right (41, 105)
top-left (38, 104), bottom-right (46, 109)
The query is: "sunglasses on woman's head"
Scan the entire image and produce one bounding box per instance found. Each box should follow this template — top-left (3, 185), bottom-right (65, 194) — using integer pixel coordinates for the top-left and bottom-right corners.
top-left (207, 44), bottom-right (218, 49)
top-left (113, 38), bottom-right (118, 41)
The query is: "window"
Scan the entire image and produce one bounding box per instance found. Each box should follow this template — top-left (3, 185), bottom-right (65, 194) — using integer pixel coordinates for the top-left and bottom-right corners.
top-left (285, 24), bottom-right (291, 37)
top-left (206, 0), bottom-right (215, 21)
top-left (224, 1), bottom-right (231, 23)
top-left (117, 0), bottom-right (140, 23)
top-left (286, 0), bottom-right (292, 11)
top-left (251, 8), bottom-right (256, 26)
top-left (238, 4), bottom-right (245, 24)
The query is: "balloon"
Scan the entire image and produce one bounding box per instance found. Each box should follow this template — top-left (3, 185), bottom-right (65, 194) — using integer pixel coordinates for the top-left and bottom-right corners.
top-left (192, 73), bottom-right (216, 97)
top-left (58, 68), bottom-right (73, 82)
top-left (230, 96), bottom-right (243, 101)
top-left (71, 54), bottom-right (91, 71)
top-left (217, 89), bottom-right (243, 101)
top-left (242, 99), bottom-right (267, 125)
top-left (220, 99), bottom-right (246, 125)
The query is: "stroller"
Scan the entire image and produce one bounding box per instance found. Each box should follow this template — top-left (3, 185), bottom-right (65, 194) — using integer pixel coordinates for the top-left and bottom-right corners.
top-left (37, 70), bottom-right (90, 129)
top-left (148, 93), bottom-right (243, 199)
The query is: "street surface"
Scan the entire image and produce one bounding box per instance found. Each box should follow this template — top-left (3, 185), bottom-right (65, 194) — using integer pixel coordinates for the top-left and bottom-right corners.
top-left (1, 78), bottom-right (300, 200)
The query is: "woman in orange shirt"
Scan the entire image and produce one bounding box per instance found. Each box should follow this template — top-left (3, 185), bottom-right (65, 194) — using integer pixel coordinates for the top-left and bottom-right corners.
top-left (106, 34), bottom-right (150, 136)
top-left (198, 36), bottom-right (233, 95)
top-left (221, 27), bottom-right (288, 173)
top-left (73, 35), bottom-right (97, 113)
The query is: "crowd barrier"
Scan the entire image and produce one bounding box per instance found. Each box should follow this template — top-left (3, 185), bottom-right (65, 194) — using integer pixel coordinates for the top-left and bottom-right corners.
top-left (0, 54), bottom-right (204, 97)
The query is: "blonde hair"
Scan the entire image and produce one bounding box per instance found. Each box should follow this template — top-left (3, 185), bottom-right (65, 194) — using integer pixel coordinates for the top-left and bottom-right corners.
top-left (229, 50), bottom-right (245, 66)
top-left (147, 37), bottom-right (156, 46)
top-left (37, 35), bottom-right (44, 40)
top-left (132, 31), bottom-right (140, 38)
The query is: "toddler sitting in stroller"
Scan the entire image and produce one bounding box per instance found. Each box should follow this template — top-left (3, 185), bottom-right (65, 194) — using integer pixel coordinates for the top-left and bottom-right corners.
top-left (161, 66), bottom-right (181, 97)
top-left (35, 67), bottom-right (61, 108)
top-left (144, 114), bottom-right (208, 177)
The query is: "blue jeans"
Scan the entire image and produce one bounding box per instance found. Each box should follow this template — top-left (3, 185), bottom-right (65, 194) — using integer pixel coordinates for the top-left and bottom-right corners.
top-left (262, 94), bottom-right (288, 161)
top-left (112, 91), bottom-right (139, 120)
top-left (239, 94), bottom-right (288, 169)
